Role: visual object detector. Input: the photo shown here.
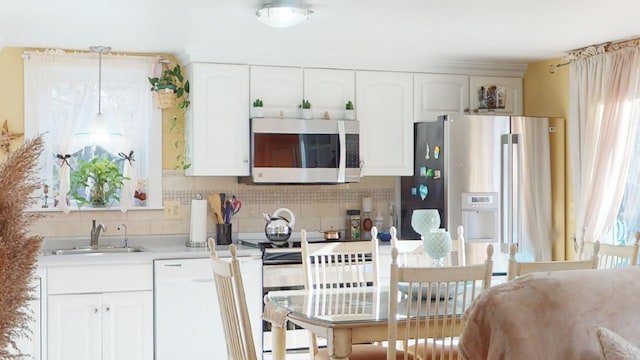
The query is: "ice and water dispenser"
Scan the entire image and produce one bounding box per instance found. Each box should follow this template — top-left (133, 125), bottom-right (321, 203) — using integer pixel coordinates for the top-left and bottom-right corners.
top-left (460, 192), bottom-right (502, 265)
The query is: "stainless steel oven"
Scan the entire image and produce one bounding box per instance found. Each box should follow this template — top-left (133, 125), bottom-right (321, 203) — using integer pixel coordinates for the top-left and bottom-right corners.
top-left (240, 239), bottom-right (325, 355)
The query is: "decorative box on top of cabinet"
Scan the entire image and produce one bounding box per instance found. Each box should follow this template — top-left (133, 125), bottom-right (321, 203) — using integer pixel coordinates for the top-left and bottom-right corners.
top-left (185, 63), bottom-right (250, 176)
top-left (46, 264), bottom-right (153, 360)
top-left (469, 76), bottom-right (523, 115)
top-left (414, 73), bottom-right (469, 122)
top-left (303, 68), bottom-right (355, 120)
top-left (250, 65), bottom-right (303, 119)
top-left (356, 70), bottom-right (414, 176)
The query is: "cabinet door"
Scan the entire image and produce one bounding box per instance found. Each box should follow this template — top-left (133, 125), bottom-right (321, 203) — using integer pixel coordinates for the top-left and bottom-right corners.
top-left (102, 291), bottom-right (153, 360)
top-left (48, 294), bottom-right (101, 360)
top-left (304, 68), bottom-right (355, 120)
top-left (250, 65), bottom-right (303, 118)
top-left (414, 73), bottom-right (469, 122)
top-left (13, 273), bottom-right (43, 359)
top-left (469, 76), bottom-right (523, 115)
top-left (356, 71), bottom-right (414, 176)
top-left (186, 63), bottom-right (250, 176)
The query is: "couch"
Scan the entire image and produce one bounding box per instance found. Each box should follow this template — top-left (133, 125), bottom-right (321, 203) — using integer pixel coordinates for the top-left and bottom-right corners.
top-left (459, 267), bottom-right (640, 359)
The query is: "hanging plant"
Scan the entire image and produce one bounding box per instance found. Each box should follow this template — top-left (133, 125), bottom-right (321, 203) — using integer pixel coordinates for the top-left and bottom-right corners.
top-left (148, 63), bottom-right (190, 111)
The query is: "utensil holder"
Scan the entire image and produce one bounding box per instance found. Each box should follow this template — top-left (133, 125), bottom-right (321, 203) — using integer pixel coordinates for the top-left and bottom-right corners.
top-left (216, 223), bottom-right (232, 245)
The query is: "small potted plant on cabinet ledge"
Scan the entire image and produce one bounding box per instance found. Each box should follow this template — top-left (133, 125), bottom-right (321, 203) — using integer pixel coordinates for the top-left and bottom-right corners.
top-left (344, 100), bottom-right (356, 120)
top-left (300, 99), bottom-right (312, 119)
top-left (252, 98), bottom-right (264, 118)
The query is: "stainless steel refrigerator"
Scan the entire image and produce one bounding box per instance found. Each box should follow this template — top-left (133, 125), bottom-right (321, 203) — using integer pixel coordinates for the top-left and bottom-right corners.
top-left (400, 114), bottom-right (561, 273)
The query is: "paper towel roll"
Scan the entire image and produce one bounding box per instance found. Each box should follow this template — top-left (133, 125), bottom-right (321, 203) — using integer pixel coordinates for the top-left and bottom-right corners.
top-left (190, 199), bottom-right (208, 243)
top-left (362, 197), bottom-right (373, 212)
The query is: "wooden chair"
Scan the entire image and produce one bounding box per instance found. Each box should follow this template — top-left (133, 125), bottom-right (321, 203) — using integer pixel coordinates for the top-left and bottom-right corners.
top-left (507, 242), bottom-right (600, 281)
top-left (577, 233), bottom-right (639, 268)
top-left (301, 229), bottom-right (388, 360)
top-left (387, 244), bottom-right (494, 360)
top-left (389, 225), bottom-right (466, 267)
top-left (208, 239), bottom-right (258, 360)
top-left (302, 228), bottom-right (379, 290)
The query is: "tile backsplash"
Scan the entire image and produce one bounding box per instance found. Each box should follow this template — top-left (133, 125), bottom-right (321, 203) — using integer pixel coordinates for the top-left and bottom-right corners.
top-left (31, 171), bottom-right (397, 240)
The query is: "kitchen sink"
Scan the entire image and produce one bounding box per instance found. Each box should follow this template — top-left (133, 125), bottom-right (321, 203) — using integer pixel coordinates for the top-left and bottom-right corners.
top-left (42, 246), bottom-right (148, 256)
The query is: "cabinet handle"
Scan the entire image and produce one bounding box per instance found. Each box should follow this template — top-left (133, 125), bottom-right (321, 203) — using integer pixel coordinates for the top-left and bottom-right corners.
top-left (105, 307), bottom-right (110, 312)
top-left (163, 264), bottom-right (183, 267)
top-left (94, 308), bottom-right (99, 314)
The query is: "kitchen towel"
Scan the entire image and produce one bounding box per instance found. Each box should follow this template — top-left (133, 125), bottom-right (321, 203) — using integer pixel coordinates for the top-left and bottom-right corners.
top-left (190, 199), bottom-right (208, 244)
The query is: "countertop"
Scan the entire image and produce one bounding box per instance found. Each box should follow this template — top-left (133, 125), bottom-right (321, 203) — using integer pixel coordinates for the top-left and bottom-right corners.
top-left (38, 234), bottom-right (262, 267)
top-left (37, 233), bottom-right (394, 267)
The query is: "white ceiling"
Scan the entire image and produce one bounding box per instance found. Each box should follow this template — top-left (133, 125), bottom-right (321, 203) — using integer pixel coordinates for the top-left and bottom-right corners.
top-left (2, 0), bottom-right (640, 73)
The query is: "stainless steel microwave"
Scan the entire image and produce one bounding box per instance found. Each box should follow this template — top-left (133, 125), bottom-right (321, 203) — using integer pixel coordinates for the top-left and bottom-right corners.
top-left (242, 118), bottom-right (360, 184)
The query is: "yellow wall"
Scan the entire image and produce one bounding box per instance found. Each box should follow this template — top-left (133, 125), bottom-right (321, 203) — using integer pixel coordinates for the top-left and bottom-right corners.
top-left (0, 47), bottom-right (183, 169)
top-left (523, 58), bottom-right (573, 260)
top-left (0, 48), bottom-right (26, 162)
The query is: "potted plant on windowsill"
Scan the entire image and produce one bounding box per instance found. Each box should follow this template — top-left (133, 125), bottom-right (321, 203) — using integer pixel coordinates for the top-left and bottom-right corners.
top-left (300, 99), bottom-right (312, 119)
top-left (344, 100), bottom-right (356, 120)
top-left (252, 98), bottom-right (264, 118)
top-left (70, 157), bottom-right (129, 208)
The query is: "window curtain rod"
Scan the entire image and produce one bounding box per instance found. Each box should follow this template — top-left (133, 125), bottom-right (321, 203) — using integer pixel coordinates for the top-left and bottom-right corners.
top-left (549, 35), bottom-right (640, 73)
top-left (21, 49), bottom-right (159, 62)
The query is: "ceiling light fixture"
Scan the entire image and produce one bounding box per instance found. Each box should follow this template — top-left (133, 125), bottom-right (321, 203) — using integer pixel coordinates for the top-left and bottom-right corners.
top-left (256, 0), bottom-right (313, 28)
top-left (76, 45), bottom-right (122, 142)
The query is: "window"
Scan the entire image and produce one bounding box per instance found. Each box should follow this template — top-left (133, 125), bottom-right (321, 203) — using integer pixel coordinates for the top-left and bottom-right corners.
top-left (23, 49), bottom-right (162, 211)
top-left (614, 113), bottom-right (640, 247)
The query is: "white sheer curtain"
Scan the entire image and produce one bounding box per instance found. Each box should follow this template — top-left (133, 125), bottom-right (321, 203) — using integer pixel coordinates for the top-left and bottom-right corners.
top-left (24, 49), bottom-right (160, 211)
top-left (569, 44), bottom-right (640, 245)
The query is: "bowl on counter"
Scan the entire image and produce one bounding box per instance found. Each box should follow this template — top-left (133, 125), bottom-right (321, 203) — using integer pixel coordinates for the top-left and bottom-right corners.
top-left (323, 227), bottom-right (341, 240)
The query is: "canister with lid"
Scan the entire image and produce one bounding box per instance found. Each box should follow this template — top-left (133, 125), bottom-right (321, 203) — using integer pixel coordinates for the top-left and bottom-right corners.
top-left (346, 209), bottom-right (361, 240)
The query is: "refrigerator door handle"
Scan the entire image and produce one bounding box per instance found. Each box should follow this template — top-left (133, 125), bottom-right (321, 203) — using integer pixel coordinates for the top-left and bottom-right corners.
top-left (500, 134), bottom-right (509, 253)
top-left (513, 133), bottom-right (522, 255)
top-left (501, 133), bottom-right (520, 254)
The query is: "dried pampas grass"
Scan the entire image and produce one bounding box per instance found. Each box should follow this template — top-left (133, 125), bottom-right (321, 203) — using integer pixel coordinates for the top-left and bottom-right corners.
top-left (0, 136), bottom-right (44, 358)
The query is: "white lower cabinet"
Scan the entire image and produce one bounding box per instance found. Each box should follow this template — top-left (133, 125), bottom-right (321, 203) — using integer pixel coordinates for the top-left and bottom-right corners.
top-left (12, 268), bottom-right (45, 359)
top-left (46, 264), bottom-right (153, 360)
top-left (48, 292), bottom-right (152, 360)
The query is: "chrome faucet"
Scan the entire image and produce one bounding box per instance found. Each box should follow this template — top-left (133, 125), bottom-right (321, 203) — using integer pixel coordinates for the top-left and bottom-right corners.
top-left (90, 219), bottom-right (107, 248)
top-left (117, 224), bottom-right (128, 248)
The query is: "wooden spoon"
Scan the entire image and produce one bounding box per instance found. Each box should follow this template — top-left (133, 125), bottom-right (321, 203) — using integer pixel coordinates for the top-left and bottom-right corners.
top-left (208, 193), bottom-right (224, 224)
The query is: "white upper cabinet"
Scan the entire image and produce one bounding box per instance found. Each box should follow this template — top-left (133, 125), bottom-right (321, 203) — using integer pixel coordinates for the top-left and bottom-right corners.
top-left (356, 71), bottom-right (414, 176)
top-left (250, 66), bottom-right (303, 118)
top-left (414, 73), bottom-right (469, 122)
top-left (303, 68), bottom-right (355, 120)
top-left (469, 76), bottom-right (523, 115)
top-left (185, 63), bottom-right (250, 176)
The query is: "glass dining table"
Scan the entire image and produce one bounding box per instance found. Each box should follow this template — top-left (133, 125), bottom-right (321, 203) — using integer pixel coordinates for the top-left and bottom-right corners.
top-left (262, 285), bottom-right (466, 360)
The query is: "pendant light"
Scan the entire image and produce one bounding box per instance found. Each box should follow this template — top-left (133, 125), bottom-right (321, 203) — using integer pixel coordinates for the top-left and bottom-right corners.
top-left (76, 45), bottom-right (122, 142)
top-left (256, 0), bottom-right (313, 28)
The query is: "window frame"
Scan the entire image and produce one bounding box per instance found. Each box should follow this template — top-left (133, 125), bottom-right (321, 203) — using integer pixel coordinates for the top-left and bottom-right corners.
top-left (23, 49), bottom-right (162, 211)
